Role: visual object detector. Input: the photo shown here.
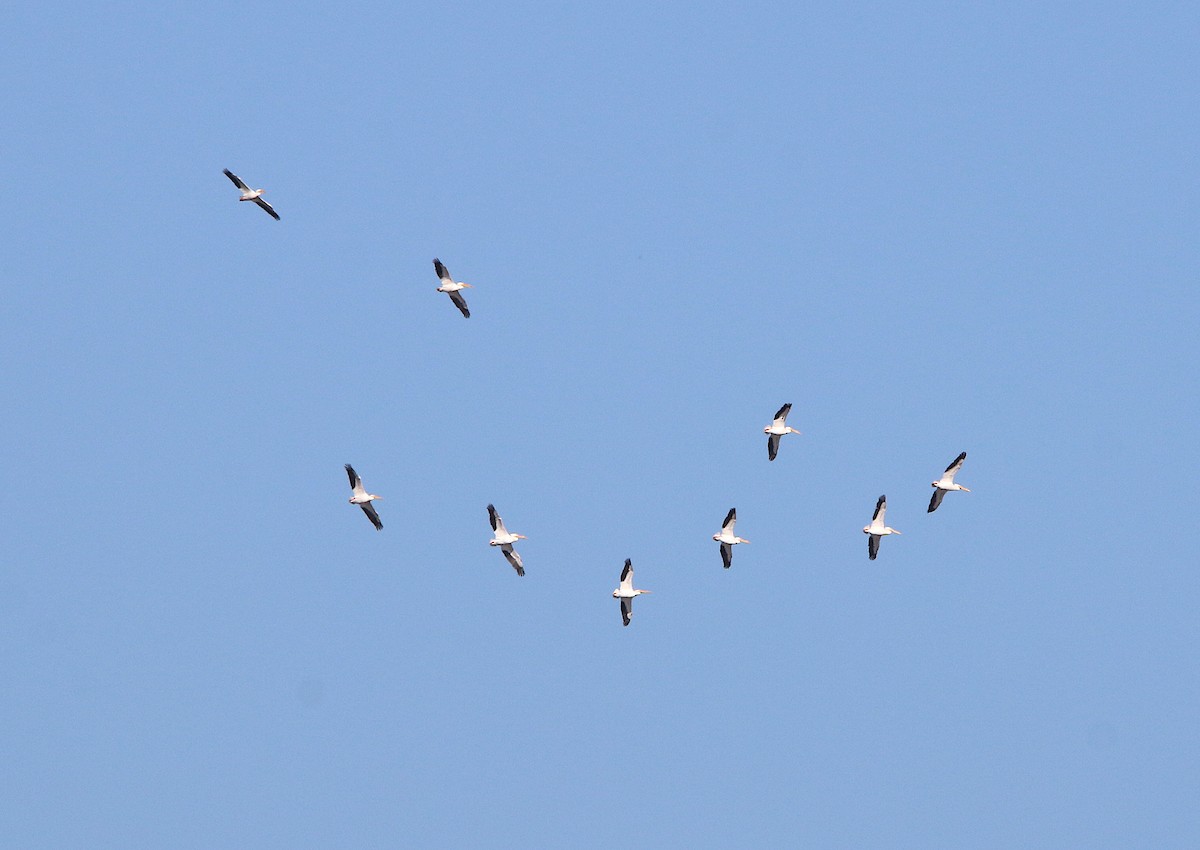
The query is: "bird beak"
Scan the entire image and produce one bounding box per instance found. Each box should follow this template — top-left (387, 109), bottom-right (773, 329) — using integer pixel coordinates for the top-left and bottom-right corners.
top-left (516, 534), bottom-right (528, 539)
top-left (463, 283), bottom-right (473, 287)
top-left (893, 530), bottom-right (902, 534)
top-left (961, 487), bottom-right (971, 492)
top-left (641, 590), bottom-right (652, 594)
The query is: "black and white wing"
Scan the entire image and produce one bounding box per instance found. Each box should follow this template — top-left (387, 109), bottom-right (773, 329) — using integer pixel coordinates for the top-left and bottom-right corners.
top-left (940, 451), bottom-right (967, 485)
top-left (345, 464), bottom-right (366, 497)
top-left (872, 495), bottom-right (887, 524)
top-left (254, 197), bottom-right (280, 220)
top-left (501, 543), bottom-right (524, 576)
top-left (928, 489), bottom-right (946, 513)
top-left (767, 433), bottom-right (780, 461)
top-left (721, 508), bottom-right (737, 535)
top-left (868, 534), bottom-right (880, 560)
top-left (448, 290), bottom-right (470, 318)
top-left (620, 596), bottom-right (633, 626)
top-left (487, 504), bottom-right (507, 535)
top-left (720, 541), bottom-right (732, 569)
top-left (222, 168), bottom-right (249, 191)
top-left (619, 558), bottom-right (633, 593)
top-left (772, 403), bottom-right (792, 426)
top-left (433, 258), bottom-right (452, 282)
top-left (360, 501), bottom-right (383, 531)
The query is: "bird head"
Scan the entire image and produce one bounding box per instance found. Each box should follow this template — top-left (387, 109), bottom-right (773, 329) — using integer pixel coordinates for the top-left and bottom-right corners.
top-left (862, 525), bottom-right (872, 534)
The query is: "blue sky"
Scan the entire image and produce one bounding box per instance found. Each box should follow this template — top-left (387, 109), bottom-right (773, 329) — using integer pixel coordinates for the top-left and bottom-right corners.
top-left (2, 1), bottom-right (1198, 846)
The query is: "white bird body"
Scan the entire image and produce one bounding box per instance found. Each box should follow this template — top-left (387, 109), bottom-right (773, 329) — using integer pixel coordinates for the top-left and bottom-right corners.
top-left (863, 495), bottom-right (900, 560)
top-left (487, 504), bottom-right (527, 575)
top-left (712, 508), bottom-right (749, 568)
top-left (763, 403), bottom-right (801, 461)
top-left (928, 452), bottom-right (970, 513)
top-left (612, 559), bottom-right (651, 626)
top-left (433, 258), bottom-right (473, 317)
top-left (344, 464), bottom-right (383, 530)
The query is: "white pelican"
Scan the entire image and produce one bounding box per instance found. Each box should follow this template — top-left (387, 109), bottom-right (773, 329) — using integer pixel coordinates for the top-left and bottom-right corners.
top-left (345, 464), bottom-right (382, 530)
top-left (712, 507), bottom-right (749, 569)
top-left (863, 495), bottom-right (900, 560)
top-left (487, 504), bottom-right (526, 576)
top-left (223, 169), bottom-right (280, 220)
top-left (433, 258), bottom-right (472, 318)
top-left (928, 451), bottom-right (970, 513)
top-left (763, 403), bottom-right (801, 461)
top-left (612, 559), bottom-right (651, 627)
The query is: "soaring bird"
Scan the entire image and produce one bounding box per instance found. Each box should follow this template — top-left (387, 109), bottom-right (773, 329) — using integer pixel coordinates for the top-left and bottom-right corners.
top-left (222, 169), bottom-right (280, 220)
top-left (487, 504), bottom-right (527, 576)
top-left (612, 559), bottom-right (651, 626)
top-left (863, 495), bottom-right (900, 560)
top-left (763, 403), bottom-right (801, 461)
top-left (344, 464), bottom-right (382, 530)
top-left (928, 451), bottom-right (970, 513)
top-left (433, 258), bottom-right (472, 318)
top-left (712, 507), bottom-right (749, 569)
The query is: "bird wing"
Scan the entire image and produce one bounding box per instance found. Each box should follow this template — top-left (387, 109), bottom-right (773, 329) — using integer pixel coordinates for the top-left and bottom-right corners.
top-left (619, 559), bottom-right (633, 592)
top-left (721, 507), bottom-right (737, 534)
top-left (868, 534), bottom-right (879, 560)
top-left (940, 451), bottom-right (967, 484)
top-left (223, 169), bottom-right (249, 191)
top-left (620, 596), bottom-right (632, 626)
top-left (501, 543), bottom-right (524, 576)
top-left (360, 501), bottom-right (383, 531)
top-left (433, 258), bottom-right (452, 282)
top-left (772, 403), bottom-right (792, 426)
top-left (448, 290), bottom-right (470, 318)
top-left (345, 464), bottom-right (367, 497)
top-left (768, 433), bottom-right (780, 461)
top-left (254, 197), bottom-right (280, 220)
top-left (488, 505), bottom-right (508, 536)
top-left (872, 495), bottom-right (887, 524)
top-left (928, 489), bottom-right (946, 513)
top-left (720, 541), bottom-right (732, 569)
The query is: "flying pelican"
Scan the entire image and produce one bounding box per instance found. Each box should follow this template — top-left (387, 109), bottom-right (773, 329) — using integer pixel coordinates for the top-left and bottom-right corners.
top-left (863, 495), bottom-right (900, 560)
top-left (712, 507), bottom-right (749, 569)
top-left (612, 559), bottom-right (651, 627)
top-left (763, 403), bottom-right (801, 461)
top-left (487, 504), bottom-right (526, 576)
top-left (222, 169), bottom-right (280, 220)
top-left (345, 464), bottom-right (382, 530)
top-left (928, 451), bottom-right (970, 513)
top-left (433, 258), bottom-right (472, 318)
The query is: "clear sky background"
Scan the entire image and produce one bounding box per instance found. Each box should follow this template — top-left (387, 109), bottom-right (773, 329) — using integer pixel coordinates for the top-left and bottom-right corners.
top-left (2, 2), bottom-right (1198, 847)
